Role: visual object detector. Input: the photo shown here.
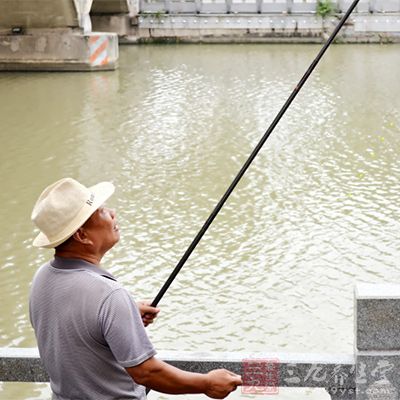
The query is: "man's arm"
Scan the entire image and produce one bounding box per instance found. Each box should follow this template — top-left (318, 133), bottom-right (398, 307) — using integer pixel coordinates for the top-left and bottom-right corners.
top-left (126, 356), bottom-right (242, 399)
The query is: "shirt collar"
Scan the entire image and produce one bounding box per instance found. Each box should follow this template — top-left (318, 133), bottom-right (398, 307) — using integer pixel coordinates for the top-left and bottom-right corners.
top-left (50, 256), bottom-right (117, 281)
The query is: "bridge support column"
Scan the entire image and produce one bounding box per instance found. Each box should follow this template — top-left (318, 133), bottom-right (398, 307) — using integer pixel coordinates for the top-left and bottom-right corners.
top-left (0, 30), bottom-right (118, 71)
top-left (355, 284), bottom-right (400, 399)
top-left (91, 0), bottom-right (139, 43)
top-left (0, 1), bottom-right (118, 71)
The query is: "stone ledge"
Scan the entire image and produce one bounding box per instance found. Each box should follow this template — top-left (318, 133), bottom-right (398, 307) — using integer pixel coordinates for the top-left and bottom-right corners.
top-left (356, 354), bottom-right (400, 399)
top-left (0, 348), bottom-right (355, 389)
top-left (355, 284), bottom-right (400, 351)
top-left (356, 283), bottom-right (400, 299)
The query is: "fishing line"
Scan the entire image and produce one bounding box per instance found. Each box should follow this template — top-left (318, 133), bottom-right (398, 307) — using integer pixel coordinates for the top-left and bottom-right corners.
top-left (150, 0), bottom-right (360, 308)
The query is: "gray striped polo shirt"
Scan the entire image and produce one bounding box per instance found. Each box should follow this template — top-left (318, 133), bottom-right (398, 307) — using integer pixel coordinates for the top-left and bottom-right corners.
top-left (29, 256), bottom-right (156, 400)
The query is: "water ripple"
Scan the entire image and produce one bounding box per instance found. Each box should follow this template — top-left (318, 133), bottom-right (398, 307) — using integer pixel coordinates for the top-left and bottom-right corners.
top-left (1, 44), bottom-right (400, 400)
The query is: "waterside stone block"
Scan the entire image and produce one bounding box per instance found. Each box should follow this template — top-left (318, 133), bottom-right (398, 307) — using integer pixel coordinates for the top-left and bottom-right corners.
top-left (356, 284), bottom-right (400, 351)
top-left (357, 354), bottom-right (400, 400)
top-left (355, 284), bottom-right (400, 400)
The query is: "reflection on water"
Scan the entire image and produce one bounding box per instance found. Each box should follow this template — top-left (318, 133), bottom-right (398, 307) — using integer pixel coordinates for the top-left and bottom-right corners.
top-left (0, 44), bottom-right (399, 399)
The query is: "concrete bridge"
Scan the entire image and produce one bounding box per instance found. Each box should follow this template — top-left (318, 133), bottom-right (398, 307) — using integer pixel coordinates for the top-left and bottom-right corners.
top-left (0, 0), bottom-right (400, 71)
top-left (0, 0), bottom-right (138, 71)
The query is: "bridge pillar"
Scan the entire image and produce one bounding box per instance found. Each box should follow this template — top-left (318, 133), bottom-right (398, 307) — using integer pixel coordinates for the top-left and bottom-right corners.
top-left (90, 0), bottom-right (139, 43)
top-left (355, 284), bottom-right (400, 399)
top-left (0, 0), bottom-right (118, 71)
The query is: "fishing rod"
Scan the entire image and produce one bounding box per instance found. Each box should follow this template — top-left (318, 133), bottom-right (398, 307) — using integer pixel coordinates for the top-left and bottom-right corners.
top-left (150, 0), bottom-right (360, 308)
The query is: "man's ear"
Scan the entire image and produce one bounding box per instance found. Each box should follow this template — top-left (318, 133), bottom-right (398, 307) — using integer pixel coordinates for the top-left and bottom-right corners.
top-left (73, 228), bottom-right (93, 245)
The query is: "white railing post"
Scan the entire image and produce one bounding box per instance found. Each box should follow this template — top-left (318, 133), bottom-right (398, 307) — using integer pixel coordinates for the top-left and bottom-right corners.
top-left (369, 0), bottom-right (376, 12)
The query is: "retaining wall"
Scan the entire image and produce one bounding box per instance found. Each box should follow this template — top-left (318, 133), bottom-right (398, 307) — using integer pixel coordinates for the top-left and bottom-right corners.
top-left (2, 284), bottom-right (400, 399)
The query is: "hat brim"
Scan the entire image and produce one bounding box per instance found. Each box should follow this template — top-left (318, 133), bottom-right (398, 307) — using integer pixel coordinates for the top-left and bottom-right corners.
top-left (32, 181), bottom-right (115, 249)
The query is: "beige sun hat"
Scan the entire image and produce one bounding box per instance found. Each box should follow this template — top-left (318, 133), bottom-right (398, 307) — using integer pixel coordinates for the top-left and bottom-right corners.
top-left (31, 178), bottom-right (115, 248)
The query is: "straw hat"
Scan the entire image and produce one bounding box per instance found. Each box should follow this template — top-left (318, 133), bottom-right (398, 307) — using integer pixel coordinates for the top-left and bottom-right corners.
top-left (31, 178), bottom-right (115, 248)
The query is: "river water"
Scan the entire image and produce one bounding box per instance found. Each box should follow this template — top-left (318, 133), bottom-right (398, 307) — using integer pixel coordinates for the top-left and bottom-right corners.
top-left (0, 44), bottom-right (399, 399)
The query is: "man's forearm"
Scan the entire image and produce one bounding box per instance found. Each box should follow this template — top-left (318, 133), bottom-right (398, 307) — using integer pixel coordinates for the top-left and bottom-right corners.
top-left (126, 357), bottom-right (207, 394)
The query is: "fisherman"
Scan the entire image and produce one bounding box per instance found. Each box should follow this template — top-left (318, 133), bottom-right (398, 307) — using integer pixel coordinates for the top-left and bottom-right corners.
top-left (29, 177), bottom-right (242, 400)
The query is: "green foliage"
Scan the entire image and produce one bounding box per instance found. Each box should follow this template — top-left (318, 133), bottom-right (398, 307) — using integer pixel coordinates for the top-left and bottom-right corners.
top-left (141, 11), bottom-right (165, 20)
top-left (316, 0), bottom-right (334, 18)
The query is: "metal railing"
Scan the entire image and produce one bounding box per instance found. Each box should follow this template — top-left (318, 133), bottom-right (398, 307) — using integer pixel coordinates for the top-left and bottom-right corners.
top-left (139, 0), bottom-right (400, 15)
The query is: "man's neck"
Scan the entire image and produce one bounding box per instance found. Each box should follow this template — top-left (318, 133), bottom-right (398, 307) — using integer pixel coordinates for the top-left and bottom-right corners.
top-left (54, 250), bottom-right (103, 266)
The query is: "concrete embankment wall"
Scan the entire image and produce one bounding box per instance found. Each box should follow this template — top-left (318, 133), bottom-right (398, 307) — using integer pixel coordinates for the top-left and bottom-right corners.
top-left (89, 0), bottom-right (400, 43)
top-left (129, 13), bottom-right (400, 43)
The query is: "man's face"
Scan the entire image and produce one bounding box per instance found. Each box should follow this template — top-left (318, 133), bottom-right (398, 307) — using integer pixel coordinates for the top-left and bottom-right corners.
top-left (81, 205), bottom-right (120, 253)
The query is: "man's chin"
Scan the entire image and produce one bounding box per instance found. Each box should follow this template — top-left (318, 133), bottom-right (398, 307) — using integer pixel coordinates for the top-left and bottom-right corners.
top-left (106, 235), bottom-right (120, 251)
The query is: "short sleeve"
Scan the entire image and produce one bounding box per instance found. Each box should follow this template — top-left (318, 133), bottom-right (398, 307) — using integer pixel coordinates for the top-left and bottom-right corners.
top-left (98, 288), bottom-right (156, 368)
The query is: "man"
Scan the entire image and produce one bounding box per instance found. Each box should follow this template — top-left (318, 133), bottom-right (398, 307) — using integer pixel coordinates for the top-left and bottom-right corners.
top-left (29, 177), bottom-right (242, 400)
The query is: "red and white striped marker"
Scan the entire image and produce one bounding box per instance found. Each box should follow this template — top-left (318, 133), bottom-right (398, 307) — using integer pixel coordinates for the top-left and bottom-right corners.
top-left (89, 35), bottom-right (110, 67)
